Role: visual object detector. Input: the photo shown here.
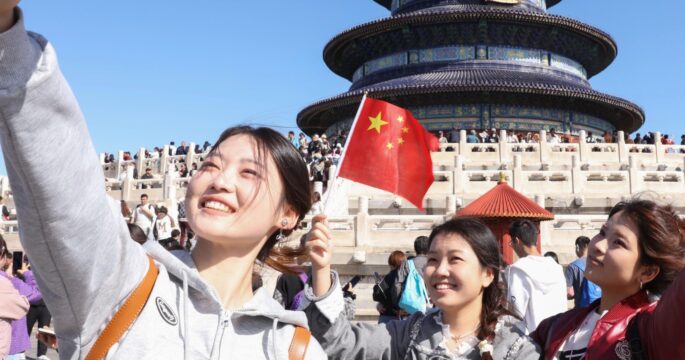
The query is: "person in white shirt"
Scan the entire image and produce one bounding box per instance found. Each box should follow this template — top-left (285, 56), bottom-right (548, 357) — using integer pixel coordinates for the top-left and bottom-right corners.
top-left (131, 193), bottom-right (155, 237)
top-left (506, 219), bottom-right (567, 333)
top-left (547, 128), bottom-right (561, 144)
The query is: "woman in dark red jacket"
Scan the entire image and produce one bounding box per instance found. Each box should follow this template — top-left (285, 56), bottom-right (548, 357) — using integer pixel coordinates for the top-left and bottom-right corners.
top-left (532, 199), bottom-right (685, 359)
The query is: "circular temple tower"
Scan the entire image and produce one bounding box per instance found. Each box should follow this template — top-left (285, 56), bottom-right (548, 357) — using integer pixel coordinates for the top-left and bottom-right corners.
top-left (297, 0), bottom-right (644, 136)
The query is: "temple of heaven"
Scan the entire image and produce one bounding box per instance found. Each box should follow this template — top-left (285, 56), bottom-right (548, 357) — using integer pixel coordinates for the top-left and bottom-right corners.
top-left (297, 0), bottom-right (644, 136)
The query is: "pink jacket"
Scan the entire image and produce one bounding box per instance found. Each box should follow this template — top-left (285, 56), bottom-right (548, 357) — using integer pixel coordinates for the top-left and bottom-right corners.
top-left (0, 276), bottom-right (29, 359)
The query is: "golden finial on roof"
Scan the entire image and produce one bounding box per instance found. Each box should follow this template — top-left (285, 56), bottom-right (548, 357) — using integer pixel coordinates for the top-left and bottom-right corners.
top-left (498, 172), bottom-right (508, 184)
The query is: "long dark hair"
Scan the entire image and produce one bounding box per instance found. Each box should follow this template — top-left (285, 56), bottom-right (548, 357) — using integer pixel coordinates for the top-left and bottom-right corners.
top-left (428, 218), bottom-right (519, 344)
top-left (608, 200), bottom-right (685, 294)
top-left (208, 126), bottom-right (312, 274)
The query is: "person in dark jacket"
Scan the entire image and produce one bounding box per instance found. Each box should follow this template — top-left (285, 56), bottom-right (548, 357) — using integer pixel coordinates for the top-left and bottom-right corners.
top-left (532, 199), bottom-right (685, 359)
top-left (373, 251), bottom-right (406, 324)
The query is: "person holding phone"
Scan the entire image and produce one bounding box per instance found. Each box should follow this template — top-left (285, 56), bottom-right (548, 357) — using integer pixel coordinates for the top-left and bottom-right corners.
top-left (0, 241), bottom-right (29, 360)
top-left (23, 257), bottom-right (53, 360)
top-left (0, 3), bottom-right (326, 359)
top-left (0, 237), bottom-right (41, 360)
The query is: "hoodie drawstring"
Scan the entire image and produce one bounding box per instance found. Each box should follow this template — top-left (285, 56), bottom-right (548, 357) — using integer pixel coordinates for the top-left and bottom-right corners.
top-left (183, 271), bottom-right (190, 360)
top-left (271, 318), bottom-right (279, 359)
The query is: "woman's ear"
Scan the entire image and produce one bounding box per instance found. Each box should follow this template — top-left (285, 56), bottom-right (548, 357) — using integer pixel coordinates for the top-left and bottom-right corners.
top-left (279, 205), bottom-right (300, 231)
top-left (482, 267), bottom-right (495, 288)
top-left (639, 264), bottom-right (660, 286)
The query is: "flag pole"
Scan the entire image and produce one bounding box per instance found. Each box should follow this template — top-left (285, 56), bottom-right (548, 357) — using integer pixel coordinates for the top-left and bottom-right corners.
top-left (323, 92), bottom-right (369, 215)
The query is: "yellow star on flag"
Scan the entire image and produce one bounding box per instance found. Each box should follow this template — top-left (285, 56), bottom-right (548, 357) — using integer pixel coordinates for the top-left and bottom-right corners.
top-left (402, 127), bottom-right (409, 133)
top-left (396, 116), bottom-right (404, 123)
top-left (386, 142), bottom-right (394, 150)
top-left (367, 112), bottom-right (389, 134)
top-left (397, 137), bottom-right (405, 145)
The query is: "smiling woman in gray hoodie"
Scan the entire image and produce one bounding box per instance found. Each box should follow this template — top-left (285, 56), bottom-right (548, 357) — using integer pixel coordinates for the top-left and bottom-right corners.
top-left (302, 216), bottom-right (540, 360)
top-left (0, 3), bottom-right (325, 359)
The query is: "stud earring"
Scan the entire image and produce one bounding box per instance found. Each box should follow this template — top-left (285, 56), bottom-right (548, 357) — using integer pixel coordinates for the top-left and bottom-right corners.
top-left (276, 219), bottom-right (288, 241)
top-left (639, 281), bottom-right (643, 290)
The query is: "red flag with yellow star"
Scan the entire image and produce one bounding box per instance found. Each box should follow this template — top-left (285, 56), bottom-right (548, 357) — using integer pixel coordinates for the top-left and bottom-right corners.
top-left (337, 97), bottom-right (435, 210)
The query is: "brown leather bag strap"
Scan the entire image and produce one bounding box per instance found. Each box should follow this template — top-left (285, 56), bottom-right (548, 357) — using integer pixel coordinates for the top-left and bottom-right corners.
top-left (85, 256), bottom-right (158, 360)
top-left (288, 326), bottom-right (311, 360)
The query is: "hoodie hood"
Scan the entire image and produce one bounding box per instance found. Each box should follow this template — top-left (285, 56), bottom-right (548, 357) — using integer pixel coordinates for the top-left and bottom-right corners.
top-left (511, 256), bottom-right (565, 294)
top-left (143, 240), bottom-right (309, 328)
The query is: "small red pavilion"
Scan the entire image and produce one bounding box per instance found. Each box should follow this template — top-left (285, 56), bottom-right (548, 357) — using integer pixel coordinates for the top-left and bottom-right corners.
top-left (456, 176), bottom-right (554, 264)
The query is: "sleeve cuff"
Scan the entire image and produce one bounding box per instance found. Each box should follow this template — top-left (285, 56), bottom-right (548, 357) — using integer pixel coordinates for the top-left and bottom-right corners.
top-left (302, 270), bottom-right (344, 324)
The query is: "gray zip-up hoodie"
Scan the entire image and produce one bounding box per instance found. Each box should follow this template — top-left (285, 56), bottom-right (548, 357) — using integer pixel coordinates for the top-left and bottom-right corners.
top-left (0, 9), bottom-right (325, 359)
top-left (302, 272), bottom-right (540, 360)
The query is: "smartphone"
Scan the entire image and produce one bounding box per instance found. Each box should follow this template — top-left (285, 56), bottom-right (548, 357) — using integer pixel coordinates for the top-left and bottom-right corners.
top-left (342, 275), bottom-right (362, 291)
top-left (373, 271), bottom-right (383, 284)
top-left (347, 275), bottom-right (362, 288)
top-left (12, 251), bottom-right (23, 275)
top-left (38, 327), bottom-right (56, 336)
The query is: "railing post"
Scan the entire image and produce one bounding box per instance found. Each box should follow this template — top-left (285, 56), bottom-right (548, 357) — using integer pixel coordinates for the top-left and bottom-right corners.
top-left (654, 132), bottom-right (663, 164)
top-left (617, 131), bottom-right (627, 163)
top-left (163, 170), bottom-right (177, 201)
top-left (446, 194), bottom-right (457, 217)
top-left (459, 130), bottom-right (467, 157)
top-left (499, 129), bottom-right (509, 164)
top-left (136, 147), bottom-right (145, 180)
top-left (628, 155), bottom-right (640, 194)
top-left (578, 130), bottom-right (587, 163)
top-left (539, 130), bottom-right (549, 164)
top-left (115, 150), bottom-right (124, 181)
top-left (513, 154), bottom-right (523, 190)
top-left (571, 154), bottom-right (582, 194)
top-left (0, 176), bottom-right (9, 198)
top-left (187, 142), bottom-right (196, 169)
top-left (161, 145), bottom-right (170, 174)
top-left (454, 155), bottom-right (464, 194)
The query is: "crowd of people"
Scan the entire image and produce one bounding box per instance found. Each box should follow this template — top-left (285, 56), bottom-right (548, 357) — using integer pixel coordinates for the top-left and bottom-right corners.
top-left (102, 140), bottom-right (213, 165)
top-left (434, 126), bottom-right (685, 155)
top-left (2, 4), bottom-right (685, 360)
top-left (285, 131), bottom-right (347, 192)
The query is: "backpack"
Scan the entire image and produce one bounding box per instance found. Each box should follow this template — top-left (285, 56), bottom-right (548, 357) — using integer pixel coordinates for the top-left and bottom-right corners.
top-left (574, 259), bottom-right (602, 307)
top-left (290, 272), bottom-right (309, 310)
top-left (579, 277), bottom-right (602, 307)
top-left (398, 259), bottom-right (429, 314)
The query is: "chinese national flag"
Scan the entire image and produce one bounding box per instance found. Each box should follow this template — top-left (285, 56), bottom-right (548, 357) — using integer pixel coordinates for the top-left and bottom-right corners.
top-left (338, 97), bottom-right (435, 210)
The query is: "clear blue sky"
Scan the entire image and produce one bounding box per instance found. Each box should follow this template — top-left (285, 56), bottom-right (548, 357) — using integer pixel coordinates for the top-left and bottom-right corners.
top-left (2, 2), bottom-right (684, 175)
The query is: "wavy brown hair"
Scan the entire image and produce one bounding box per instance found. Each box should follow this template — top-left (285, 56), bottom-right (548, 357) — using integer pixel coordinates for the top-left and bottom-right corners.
top-left (209, 126), bottom-right (312, 275)
top-left (428, 218), bottom-right (519, 351)
top-left (608, 200), bottom-right (685, 294)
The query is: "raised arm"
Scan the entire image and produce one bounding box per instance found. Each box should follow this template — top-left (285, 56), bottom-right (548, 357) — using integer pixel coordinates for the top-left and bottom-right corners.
top-left (304, 214), bottom-right (416, 359)
top-left (302, 271), bottom-right (418, 360)
top-left (641, 268), bottom-right (685, 358)
top-left (0, 5), bottom-right (147, 346)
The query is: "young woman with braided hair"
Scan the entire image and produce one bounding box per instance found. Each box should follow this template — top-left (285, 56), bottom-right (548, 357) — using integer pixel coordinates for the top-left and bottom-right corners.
top-left (302, 216), bottom-right (540, 359)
